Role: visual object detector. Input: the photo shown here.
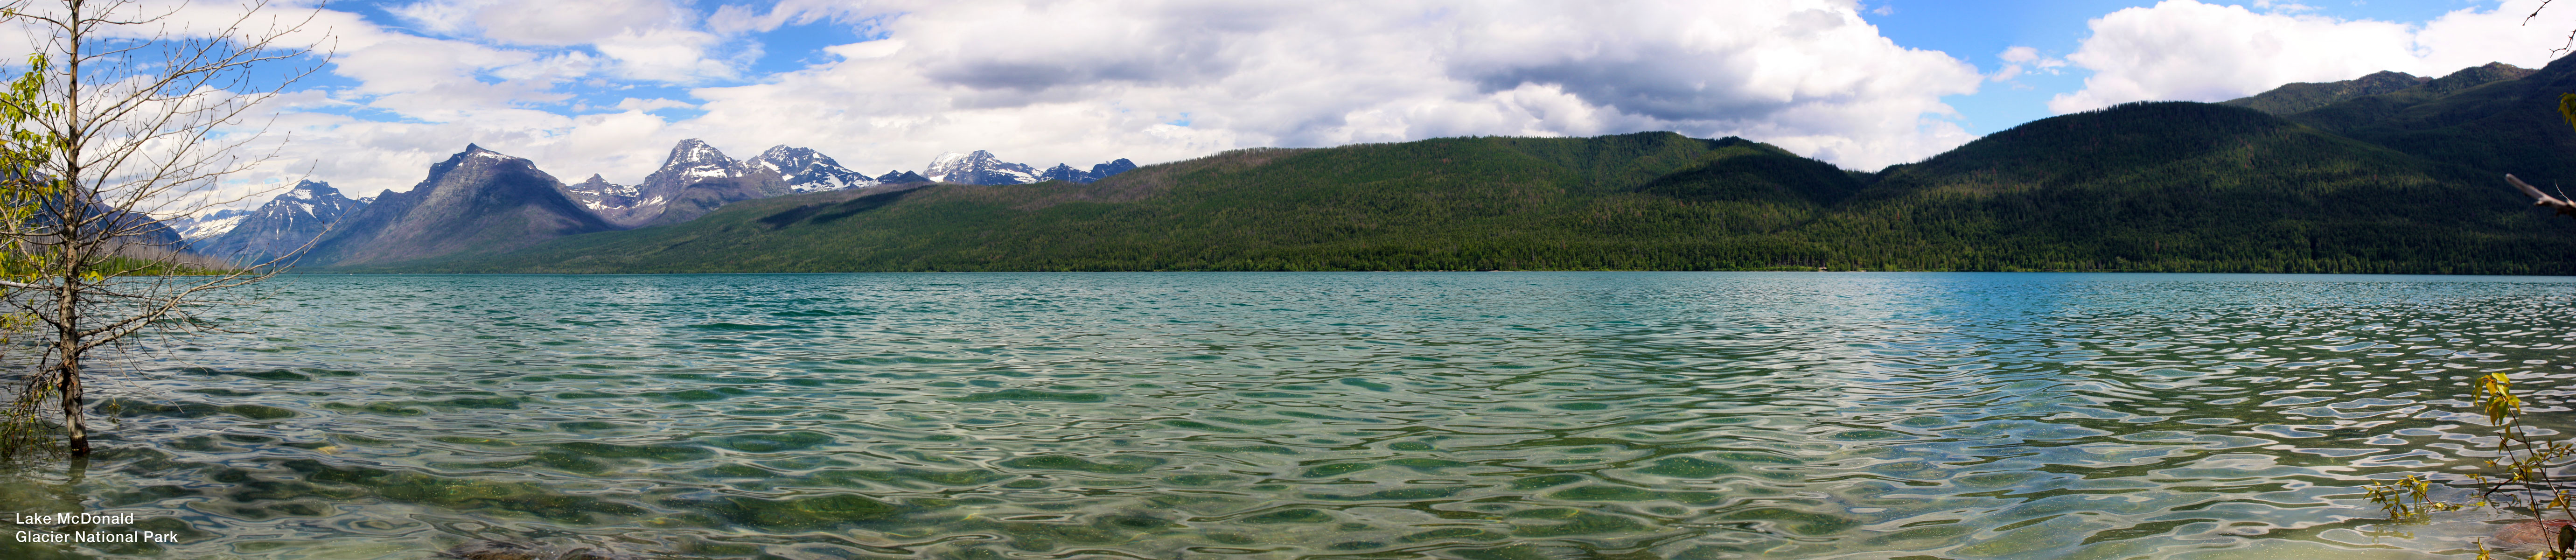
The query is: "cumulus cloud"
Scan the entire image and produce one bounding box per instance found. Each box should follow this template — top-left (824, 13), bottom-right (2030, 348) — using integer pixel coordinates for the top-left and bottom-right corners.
top-left (89, 0), bottom-right (745, 210)
top-left (2050, 0), bottom-right (2576, 113)
top-left (660, 0), bottom-right (1984, 177)
top-left (157, 0), bottom-right (1999, 213)
top-left (389, 0), bottom-right (740, 83)
top-left (471, 0), bottom-right (675, 45)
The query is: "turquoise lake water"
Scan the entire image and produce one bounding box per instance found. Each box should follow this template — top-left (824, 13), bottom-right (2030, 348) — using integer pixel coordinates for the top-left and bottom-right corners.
top-left (1, 272), bottom-right (2573, 559)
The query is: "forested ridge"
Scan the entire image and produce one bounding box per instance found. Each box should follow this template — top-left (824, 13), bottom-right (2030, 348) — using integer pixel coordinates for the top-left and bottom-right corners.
top-left (342, 65), bottom-right (2576, 274)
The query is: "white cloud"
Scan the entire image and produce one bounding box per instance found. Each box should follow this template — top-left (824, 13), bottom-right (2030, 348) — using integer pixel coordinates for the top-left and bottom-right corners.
top-left (165, 0), bottom-right (2001, 212)
top-left (390, 0), bottom-right (740, 83)
top-left (706, 0), bottom-right (873, 35)
top-left (1991, 46), bottom-right (2066, 82)
top-left (2050, 0), bottom-right (2576, 113)
top-left (385, 0), bottom-right (494, 38)
top-left (656, 0), bottom-right (1984, 175)
top-left (472, 0), bottom-right (675, 45)
top-left (2251, 0), bottom-right (2318, 13)
top-left (614, 98), bottom-right (697, 112)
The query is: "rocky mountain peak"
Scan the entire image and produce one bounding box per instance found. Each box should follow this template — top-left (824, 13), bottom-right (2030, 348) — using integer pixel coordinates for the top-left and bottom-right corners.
top-left (300, 143), bottom-right (608, 266)
top-left (923, 150), bottom-right (1040, 185)
top-left (665, 139), bottom-right (732, 168)
top-left (192, 179), bottom-right (371, 262)
top-left (1032, 158), bottom-right (1141, 184)
top-left (877, 170), bottom-right (928, 184)
top-left (1089, 158), bottom-right (1138, 178)
top-left (755, 145), bottom-right (811, 167)
top-left (560, 173), bottom-right (644, 215)
top-left (1037, 163), bottom-right (1082, 182)
top-left (445, 144), bottom-right (533, 170)
top-left (607, 139), bottom-right (792, 227)
top-left (457, 144), bottom-right (526, 164)
top-left (744, 145), bottom-right (875, 193)
top-left (282, 180), bottom-right (341, 201)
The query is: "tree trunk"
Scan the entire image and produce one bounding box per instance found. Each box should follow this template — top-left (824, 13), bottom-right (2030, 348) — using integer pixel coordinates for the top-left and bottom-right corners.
top-left (56, 241), bottom-right (84, 456)
top-left (58, 352), bottom-right (83, 456)
top-left (0, 0), bottom-right (318, 458)
top-left (59, 2), bottom-right (84, 457)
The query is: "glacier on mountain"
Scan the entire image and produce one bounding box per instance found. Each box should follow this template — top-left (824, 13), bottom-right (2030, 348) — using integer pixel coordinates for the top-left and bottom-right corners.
top-left (747, 146), bottom-right (877, 193)
top-left (193, 180), bottom-right (369, 262)
top-left (923, 150), bottom-right (1041, 185)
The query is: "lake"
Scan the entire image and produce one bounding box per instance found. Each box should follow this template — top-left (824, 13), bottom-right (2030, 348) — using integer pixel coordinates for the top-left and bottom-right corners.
top-left (0, 272), bottom-right (2569, 559)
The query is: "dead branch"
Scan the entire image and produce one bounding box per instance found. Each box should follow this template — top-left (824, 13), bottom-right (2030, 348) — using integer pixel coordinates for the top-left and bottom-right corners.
top-left (2506, 174), bottom-right (2576, 217)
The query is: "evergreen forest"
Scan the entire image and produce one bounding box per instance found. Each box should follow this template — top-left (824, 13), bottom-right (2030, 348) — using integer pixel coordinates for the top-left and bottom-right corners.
top-left (342, 56), bottom-right (2576, 274)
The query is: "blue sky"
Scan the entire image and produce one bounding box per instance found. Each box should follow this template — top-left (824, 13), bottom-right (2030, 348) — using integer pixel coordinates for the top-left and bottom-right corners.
top-left (132, 0), bottom-right (2576, 209)
top-left (1870, 0), bottom-right (2505, 135)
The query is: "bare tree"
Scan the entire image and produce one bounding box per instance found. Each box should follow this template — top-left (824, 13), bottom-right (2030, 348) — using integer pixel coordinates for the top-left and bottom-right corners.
top-left (0, 0), bottom-right (324, 456)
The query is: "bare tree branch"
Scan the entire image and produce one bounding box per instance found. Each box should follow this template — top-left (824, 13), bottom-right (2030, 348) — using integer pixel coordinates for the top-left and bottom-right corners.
top-left (2506, 174), bottom-right (2576, 217)
top-left (0, 0), bottom-right (329, 456)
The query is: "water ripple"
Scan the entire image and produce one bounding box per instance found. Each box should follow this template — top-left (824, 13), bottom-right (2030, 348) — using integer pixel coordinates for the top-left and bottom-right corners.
top-left (2, 272), bottom-right (2572, 558)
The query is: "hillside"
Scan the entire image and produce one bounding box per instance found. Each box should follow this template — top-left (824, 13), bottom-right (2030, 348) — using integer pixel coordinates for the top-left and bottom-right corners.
top-left (2220, 70), bottom-right (2430, 115)
top-left (330, 110), bottom-right (2576, 274)
top-left (2281, 58), bottom-right (2576, 187)
top-left (336, 133), bottom-right (1876, 273)
top-left (1825, 102), bottom-right (2567, 273)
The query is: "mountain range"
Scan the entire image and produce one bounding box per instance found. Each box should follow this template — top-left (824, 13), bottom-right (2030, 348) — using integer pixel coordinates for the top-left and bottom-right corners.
top-left (299, 145), bottom-right (615, 267)
top-left (175, 55), bottom-right (2576, 274)
top-left (189, 180), bottom-right (368, 263)
top-left (177, 143), bottom-right (1134, 265)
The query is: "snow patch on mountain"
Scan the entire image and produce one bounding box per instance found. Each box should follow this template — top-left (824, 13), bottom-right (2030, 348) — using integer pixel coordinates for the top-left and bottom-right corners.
top-left (922, 150), bottom-right (1040, 185)
top-left (175, 210), bottom-right (249, 240)
top-left (746, 146), bottom-right (877, 193)
top-left (194, 180), bottom-right (368, 260)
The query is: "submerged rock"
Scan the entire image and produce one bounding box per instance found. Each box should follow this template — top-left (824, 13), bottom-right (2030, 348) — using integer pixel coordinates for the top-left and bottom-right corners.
top-left (2492, 519), bottom-right (2576, 553)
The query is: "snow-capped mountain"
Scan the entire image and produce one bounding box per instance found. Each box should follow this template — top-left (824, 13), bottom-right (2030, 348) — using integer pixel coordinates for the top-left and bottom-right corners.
top-left (625, 139), bottom-right (791, 227)
top-left (1036, 164), bottom-right (1085, 183)
top-left (923, 150), bottom-right (1040, 185)
top-left (170, 208), bottom-right (251, 240)
top-left (566, 140), bottom-right (893, 227)
top-left (249, 142), bottom-right (1138, 263)
top-left (195, 180), bottom-right (370, 262)
top-left (1034, 158), bottom-right (1139, 183)
top-left (560, 174), bottom-right (656, 227)
top-left (746, 146), bottom-right (878, 193)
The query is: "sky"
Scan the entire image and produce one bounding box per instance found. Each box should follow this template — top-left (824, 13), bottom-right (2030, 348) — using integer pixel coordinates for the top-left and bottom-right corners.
top-left (61, 0), bottom-right (2576, 211)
